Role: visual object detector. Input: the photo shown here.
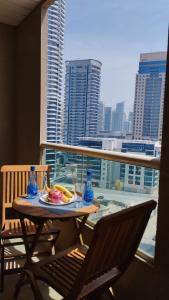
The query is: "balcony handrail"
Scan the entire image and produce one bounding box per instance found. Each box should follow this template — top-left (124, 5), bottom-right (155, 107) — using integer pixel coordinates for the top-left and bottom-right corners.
top-left (40, 142), bottom-right (160, 170)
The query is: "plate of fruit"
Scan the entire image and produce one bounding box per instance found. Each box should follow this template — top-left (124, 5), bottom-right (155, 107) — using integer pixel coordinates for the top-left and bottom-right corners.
top-left (39, 185), bottom-right (79, 206)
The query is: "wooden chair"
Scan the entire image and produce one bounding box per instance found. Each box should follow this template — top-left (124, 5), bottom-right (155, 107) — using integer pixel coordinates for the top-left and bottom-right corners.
top-left (14, 200), bottom-right (156, 300)
top-left (0, 165), bottom-right (60, 292)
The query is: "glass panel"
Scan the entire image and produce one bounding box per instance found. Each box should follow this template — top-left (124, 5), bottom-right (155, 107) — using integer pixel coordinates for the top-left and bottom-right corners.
top-left (43, 148), bottom-right (158, 258)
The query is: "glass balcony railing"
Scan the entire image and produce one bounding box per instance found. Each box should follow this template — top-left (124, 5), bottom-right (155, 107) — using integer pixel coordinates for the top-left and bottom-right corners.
top-left (40, 142), bottom-right (160, 259)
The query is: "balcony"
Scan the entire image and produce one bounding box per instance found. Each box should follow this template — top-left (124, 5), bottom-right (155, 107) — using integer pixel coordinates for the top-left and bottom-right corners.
top-left (0, 1), bottom-right (169, 300)
top-left (0, 141), bottom-right (160, 299)
top-left (41, 141), bottom-right (159, 258)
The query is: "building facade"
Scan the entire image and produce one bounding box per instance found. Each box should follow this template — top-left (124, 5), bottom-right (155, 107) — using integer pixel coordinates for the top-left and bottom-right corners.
top-left (64, 59), bottom-right (102, 145)
top-left (120, 141), bottom-right (160, 194)
top-left (133, 52), bottom-right (166, 140)
top-left (46, 0), bottom-right (65, 177)
top-left (76, 137), bottom-right (122, 189)
top-left (98, 101), bottom-right (104, 134)
top-left (122, 111), bottom-right (133, 136)
top-left (104, 106), bottom-right (112, 132)
top-left (112, 101), bottom-right (125, 135)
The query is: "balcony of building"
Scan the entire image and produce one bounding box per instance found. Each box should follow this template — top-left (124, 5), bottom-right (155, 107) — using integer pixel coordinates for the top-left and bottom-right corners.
top-left (0, 1), bottom-right (169, 300)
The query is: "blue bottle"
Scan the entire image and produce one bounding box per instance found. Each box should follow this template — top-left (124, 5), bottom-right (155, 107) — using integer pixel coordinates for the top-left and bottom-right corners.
top-left (82, 169), bottom-right (94, 205)
top-left (27, 166), bottom-right (38, 197)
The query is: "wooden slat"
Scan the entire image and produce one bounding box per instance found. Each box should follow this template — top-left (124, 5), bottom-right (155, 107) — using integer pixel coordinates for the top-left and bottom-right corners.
top-left (6, 172), bottom-right (10, 204)
top-left (18, 172), bottom-right (21, 196)
top-left (36, 171), bottom-right (43, 189)
top-left (11, 172), bottom-right (14, 204)
top-left (2, 173), bottom-right (6, 224)
top-left (22, 172), bottom-right (25, 195)
top-left (1, 165), bottom-right (49, 172)
top-left (26, 171), bottom-right (29, 190)
top-left (14, 171), bottom-right (18, 200)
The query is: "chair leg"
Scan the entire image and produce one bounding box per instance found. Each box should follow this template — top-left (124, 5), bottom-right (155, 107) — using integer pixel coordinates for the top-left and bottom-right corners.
top-left (0, 239), bottom-right (4, 293)
top-left (13, 269), bottom-right (44, 300)
top-left (51, 231), bottom-right (60, 255)
top-left (100, 288), bottom-right (115, 300)
top-left (13, 270), bottom-right (26, 299)
top-left (86, 288), bottom-right (115, 300)
top-left (24, 270), bottom-right (44, 300)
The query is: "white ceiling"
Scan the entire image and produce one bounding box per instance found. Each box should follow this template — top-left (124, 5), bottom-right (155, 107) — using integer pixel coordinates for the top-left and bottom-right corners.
top-left (0, 0), bottom-right (42, 26)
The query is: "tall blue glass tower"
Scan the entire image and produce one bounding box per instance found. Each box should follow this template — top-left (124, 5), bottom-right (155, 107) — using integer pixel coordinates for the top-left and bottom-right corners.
top-left (133, 52), bottom-right (166, 141)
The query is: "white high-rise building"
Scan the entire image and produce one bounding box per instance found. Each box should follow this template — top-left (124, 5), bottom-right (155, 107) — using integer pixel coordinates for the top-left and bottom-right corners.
top-left (64, 59), bottom-right (102, 145)
top-left (133, 52), bottom-right (166, 140)
top-left (46, 1), bottom-right (65, 176)
top-left (47, 0), bottom-right (65, 143)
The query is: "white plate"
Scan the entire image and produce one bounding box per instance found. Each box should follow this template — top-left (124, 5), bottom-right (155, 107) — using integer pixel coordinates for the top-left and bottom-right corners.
top-left (39, 193), bottom-right (80, 206)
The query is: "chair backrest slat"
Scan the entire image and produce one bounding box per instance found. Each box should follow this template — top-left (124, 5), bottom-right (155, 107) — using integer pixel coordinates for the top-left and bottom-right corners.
top-left (22, 172), bottom-right (25, 195)
top-left (11, 171), bottom-right (14, 204)
top-left (18, 172), bottom-right (22, 196)
top-left (14, 171), bottom-right (18, 200)
top-left (75, 200), bottom-right (156, 290)
top-left (6, 172), bottom-right (10, 204)
top-left (1, 165), bottom-right (51, 227)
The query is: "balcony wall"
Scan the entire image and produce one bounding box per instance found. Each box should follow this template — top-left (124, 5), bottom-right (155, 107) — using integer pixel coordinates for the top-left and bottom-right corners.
top-left (0, 3), bottom-right (48, 168)
top-left (15, 6), bottom-right (42, 164)
top-left (0, 3), bottom-right (48, 205)
top-left (0, 24), bottom-right (16, 165)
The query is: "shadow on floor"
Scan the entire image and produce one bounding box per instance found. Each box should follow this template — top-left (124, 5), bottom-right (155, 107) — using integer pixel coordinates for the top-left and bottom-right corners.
top-left (1, 273), bottom-right (62, 300)
top-left (1, 242), bottom-right (62, 300)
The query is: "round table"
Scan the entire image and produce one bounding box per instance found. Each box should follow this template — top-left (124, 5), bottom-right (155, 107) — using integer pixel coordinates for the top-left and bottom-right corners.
top-left (12, 195), bottom-right (99, 261)
top-left (13, 196), bottom-right (99, 220)
top-left (12, 195), bottom-right (99, 298)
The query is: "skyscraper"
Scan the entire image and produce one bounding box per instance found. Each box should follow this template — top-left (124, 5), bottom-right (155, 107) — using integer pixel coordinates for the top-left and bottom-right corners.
top-left (133, 52), bottom-right (166, 140)
top-left (98, 101), bottom-right (104, 134)
top-left (64, 59), bottom-right (102, 145)
top-left (128, 111), bottom-right (133, 133)
top-left (104, 106), bottom-right (112, 132)
top-left (112, 101), bottom-right (124, 135)
top-left (46, 1), bottom-right (65, 177)
top-left (122, 111), bottom-right (133, 136)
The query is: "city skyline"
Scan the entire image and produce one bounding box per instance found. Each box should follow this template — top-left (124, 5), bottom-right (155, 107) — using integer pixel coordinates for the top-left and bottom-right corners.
top-left (63, 0), bottom-right (168, 112)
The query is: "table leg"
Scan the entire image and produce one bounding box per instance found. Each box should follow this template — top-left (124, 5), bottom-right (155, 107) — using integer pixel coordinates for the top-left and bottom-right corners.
top-left (20, 216), bottom-right (44, 262)
top-left (13, 216), bottom-right (45, 299)
top-left (73, 214), bottom-right (89, 244)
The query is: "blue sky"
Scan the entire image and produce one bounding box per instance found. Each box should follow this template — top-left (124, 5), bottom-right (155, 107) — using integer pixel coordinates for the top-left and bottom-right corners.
top-left (64, 0), bottom-right (169, 113)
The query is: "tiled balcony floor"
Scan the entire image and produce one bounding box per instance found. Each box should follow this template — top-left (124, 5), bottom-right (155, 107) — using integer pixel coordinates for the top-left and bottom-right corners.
top-left (1, 273), bottom-right (62, 300)
top-left (1, 241), bottom-right (62, 300)
top-left (2, 274), bottom-right (113, 300)
top-left (1, 235), bottom-right (114, 299)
